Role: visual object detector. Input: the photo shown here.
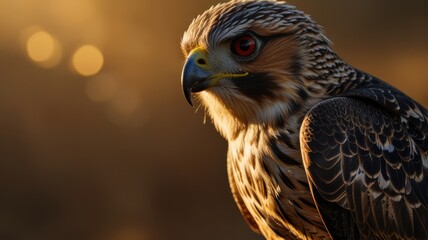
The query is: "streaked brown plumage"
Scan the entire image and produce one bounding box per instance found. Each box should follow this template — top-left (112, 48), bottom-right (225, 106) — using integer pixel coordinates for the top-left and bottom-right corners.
top-left (180, 1), bottom-right (428, 239)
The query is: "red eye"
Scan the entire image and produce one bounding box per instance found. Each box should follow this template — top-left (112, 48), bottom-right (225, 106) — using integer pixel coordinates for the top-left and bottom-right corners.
top-left (232, 35), bottom-right (256, 57)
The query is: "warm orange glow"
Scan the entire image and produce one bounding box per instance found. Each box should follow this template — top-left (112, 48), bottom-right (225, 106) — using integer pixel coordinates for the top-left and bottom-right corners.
top-left (86, 74), bottom-right (119, 102)
top-left (107, 89), bottom-right (147, 127)
top-left (26, 30), bottom-right (62, 67)
top-left (110, 89), bottom-right (141, 116)
top-left (27, 31), bottom-right (53, 62)
top-left (72, 45), bottom-right (104, 76)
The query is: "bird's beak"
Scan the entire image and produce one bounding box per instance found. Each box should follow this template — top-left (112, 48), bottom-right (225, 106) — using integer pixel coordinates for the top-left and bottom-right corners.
top-left (181, 48), bottom-right (213, 106)
top-left (181, 47), bottom-right (248, 106)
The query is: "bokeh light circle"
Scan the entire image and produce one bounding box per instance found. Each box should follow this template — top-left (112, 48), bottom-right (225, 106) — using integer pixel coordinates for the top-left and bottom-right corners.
top-left (26, 30), bottom-right (62, 67)
top-left (72, 45), bottom-right (104, 76)
top-left (27, 31), bottom-right (54, 62)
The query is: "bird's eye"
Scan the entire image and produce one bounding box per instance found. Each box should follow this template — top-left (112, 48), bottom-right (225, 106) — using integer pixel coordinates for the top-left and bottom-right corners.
top-left (231, 35), bottom-right (257, 57)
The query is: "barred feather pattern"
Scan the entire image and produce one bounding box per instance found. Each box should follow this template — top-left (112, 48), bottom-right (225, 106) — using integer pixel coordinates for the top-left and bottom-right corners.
top-left (181, 1), bottom-right (428, 239)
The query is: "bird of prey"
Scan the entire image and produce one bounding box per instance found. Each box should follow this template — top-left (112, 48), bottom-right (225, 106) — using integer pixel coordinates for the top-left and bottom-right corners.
top-left (180, 1), bottom-right (428, 239)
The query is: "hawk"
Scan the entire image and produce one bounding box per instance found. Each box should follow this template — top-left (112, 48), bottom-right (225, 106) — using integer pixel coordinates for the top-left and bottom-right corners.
top-left (180, 1), bottom-right (428, 239)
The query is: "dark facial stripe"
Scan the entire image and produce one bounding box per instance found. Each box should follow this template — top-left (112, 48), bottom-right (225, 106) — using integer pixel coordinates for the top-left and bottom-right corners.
top-left (232, 72), bottom-right (278, 102)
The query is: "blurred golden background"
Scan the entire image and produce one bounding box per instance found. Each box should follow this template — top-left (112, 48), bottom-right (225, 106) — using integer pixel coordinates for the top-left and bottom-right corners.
top-left (0, 1), bottom-right (427, 239)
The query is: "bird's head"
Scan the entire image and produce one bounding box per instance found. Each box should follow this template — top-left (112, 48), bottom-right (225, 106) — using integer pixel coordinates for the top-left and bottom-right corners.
top-left (181, 0), bottom-right (341, 138)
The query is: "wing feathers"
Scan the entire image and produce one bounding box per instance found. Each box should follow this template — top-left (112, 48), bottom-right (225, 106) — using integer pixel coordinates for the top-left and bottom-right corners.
top-left (301, 93), bottom-right (428, 239)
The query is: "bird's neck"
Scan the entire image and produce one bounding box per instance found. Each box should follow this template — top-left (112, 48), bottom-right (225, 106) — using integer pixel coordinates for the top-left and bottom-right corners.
top-left (199, 91), bottom-right (247, 140)
top-left (200, 90), bottom-right (323, 142)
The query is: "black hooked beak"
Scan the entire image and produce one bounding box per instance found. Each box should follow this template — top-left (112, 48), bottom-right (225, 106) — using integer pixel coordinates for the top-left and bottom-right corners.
top-left (181, 48), bottom-right (213, 106)
top-left (181, 47), bottom-right (249, 106)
